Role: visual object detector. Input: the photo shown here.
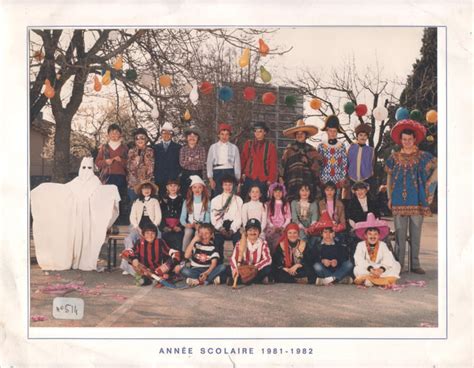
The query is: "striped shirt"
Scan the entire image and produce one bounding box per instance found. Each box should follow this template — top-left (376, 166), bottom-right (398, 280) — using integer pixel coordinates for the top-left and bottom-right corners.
top-left (131, 238), bottom-right (172, 270)
top-left (190, 241), bottom-right (220, 268)
top-left (230, 238), bottom-right (272, 272)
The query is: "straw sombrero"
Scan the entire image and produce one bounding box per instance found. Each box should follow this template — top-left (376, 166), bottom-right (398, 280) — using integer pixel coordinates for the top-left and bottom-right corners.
top-left (283, 119), bottom-right (318, 138)
top-left (134, 180), bottom-right (159, 196)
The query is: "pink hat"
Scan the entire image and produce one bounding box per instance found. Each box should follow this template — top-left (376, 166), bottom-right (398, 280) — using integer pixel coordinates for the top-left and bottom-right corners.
top-left (354, 213), bottom-right (389, 240)
top-left (267, 182), bottom-right (287, 198)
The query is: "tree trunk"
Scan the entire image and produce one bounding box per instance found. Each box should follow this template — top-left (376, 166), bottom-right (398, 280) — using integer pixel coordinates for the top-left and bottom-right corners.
top-left (52, 111), bottom-right (73, 183)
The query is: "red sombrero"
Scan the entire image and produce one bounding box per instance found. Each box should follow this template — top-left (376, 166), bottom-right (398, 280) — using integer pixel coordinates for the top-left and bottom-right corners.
top-left (390, 119), bottom-right (426, 145)
top-left (307, 211), bottom-right (334, 235)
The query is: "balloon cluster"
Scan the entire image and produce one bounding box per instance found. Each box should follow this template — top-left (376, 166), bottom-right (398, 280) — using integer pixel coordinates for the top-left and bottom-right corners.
top-left (396, 106), bottom-right (438, 124)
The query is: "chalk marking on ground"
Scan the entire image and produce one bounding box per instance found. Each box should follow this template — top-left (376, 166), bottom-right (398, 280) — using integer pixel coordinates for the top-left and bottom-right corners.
top-left (96, 285), bottom-right (153, 327)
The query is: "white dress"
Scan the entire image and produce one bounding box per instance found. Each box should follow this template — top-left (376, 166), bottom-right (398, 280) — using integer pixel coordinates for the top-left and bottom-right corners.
top-left (31, 157), bottom-right (120, 271)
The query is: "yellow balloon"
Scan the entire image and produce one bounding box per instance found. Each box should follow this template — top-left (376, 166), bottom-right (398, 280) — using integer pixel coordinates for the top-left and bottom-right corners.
top-left (102, 70), bottom-right (111, 86)
top-left (426, 135), bottom-right (434, 142)
top-left (159, 74), bottom-right (172, 88)
top-left (426, 109), bottom-right (437, 123)
top-left (184, 109), bottom-right (191, 121)
top-left (310, 98), bottom-right (322, 110)
top-left (239, 48), bottom-right (250, 68)
top-left (260, 66), bottom-right (272, 83)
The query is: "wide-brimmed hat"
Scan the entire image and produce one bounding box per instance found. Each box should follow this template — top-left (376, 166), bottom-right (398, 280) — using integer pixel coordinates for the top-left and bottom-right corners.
top-left (253, 121), bottom-right (270, 133)
top-left (218, 123), bottom-right (232, 134)
top-left (390, 119), bottom-right (426, 146)
top-left (308, 211), bottom-right (334, 235)
top-left (245, 218), bottom-right (262, 232)
top-left (354, 213), bottom-right (390, 240)
top-left (321, 115), bottom-right (344, 133)
top-left (134, 180), bottom-right (159, 195)
top-left (184, 125), bottom-right (200, 137)
top-left (267, 182), bottom-right (287, 198)
top-left (283, 119), bottom-right (318, 138)
top-left (133, 127), bottom-right (149, 140)
top-left (354, 123), bottom-right (372, 136)
top-left (189, 175), bottom-right (205, 187)
top-left (160, 122), bottom-right (174, 134)
top-left (351, 181), bottom-right (370, 191)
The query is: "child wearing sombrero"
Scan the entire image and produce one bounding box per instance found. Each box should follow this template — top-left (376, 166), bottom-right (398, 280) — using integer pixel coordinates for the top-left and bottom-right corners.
top-left (120, 180), bottom-right (162, 275)
top-left (353, 213), bottom-right (401, 287)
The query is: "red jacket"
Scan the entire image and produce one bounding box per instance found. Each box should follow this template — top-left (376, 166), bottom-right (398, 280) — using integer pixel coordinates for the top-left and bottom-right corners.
top-left (241, 139), bottom-right (278, 183)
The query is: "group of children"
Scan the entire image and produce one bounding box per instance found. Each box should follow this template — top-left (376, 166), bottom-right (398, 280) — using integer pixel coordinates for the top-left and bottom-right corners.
top-left (120, 172), bottom-right (401, 288)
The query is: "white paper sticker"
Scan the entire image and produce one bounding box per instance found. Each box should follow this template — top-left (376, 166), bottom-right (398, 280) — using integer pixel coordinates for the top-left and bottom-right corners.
top-left (52, 297), bottom-right (84, 320)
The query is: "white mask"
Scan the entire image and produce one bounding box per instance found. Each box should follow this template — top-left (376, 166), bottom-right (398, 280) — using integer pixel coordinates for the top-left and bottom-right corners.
top-left (78, 157), bottom-right (95, 181)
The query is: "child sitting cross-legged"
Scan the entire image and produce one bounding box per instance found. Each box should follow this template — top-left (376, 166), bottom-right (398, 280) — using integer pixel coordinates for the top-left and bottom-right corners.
top-left (178, 223), bottom-right (227, 286)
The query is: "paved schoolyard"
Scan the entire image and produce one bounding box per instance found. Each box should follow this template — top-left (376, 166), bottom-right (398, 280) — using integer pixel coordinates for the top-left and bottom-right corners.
top-left (29, 217), bottom-right (438, 328)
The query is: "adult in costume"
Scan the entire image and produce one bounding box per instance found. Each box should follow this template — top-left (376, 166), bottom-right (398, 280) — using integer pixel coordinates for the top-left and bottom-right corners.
top-left (347, 123), bottom-right (375, 190)
top-left (153, 122), bottom-right (182, 198)
top-left (353, 213), bottom-right (401, 287)
top-left (31, 157), bottom-right (120, 271)
top-left (385, 119), bottom-right (437, 273)
top-left (240, 121), bottom-right (278, 201)
top-left (179, 125), bottom-right (207, 196)
top-left (281, 118), bottom-right (321, 201)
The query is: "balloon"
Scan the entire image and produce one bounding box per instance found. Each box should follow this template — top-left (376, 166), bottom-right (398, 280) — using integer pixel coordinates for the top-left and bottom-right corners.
top-left (285, 95), bottom-right (297, 107)
top-left (355, 104), bottom-right (368, 117)
top-left (426, 135), bottom-right (434, 142)
top-left (113, 56), bottom-right (123, 70)
top-left (184, 109), bottom-right (191, 121)
top-left (159, 74), bottom-right (172, 88)
top-left (199, 81), bottom-right (213, 95)
top-left (259, 39), bottom-right (269, 56)
top-left (151, 105), bottom-right (159, 119)
top-left (189, 84), bottom-right (199, 105)
top-left (108, 30), bottom-right (120, 41)
top-left (372, 105), bottom-right (388, 121)
top-left (93, 75), bottom-right (102, 92)
top-left (243, 86), bottom-right (256, 101)
top-left (260, 66), bottom-right (272, 83)
top-left (33, 50), bottom-right (44, 61)
top-left (262, 92), bottom-right (277, 105)
top-left (310, 98), bottom-right (322, 110)
top-left (409, 109), bottom-right (422, 121)
top-left (218, 86), bottom-right (234, 102)
top-left (239, 48), bottom-right (250, 68)
top-left (125, 69), bottom-right (137, 81)
top-left (183, 83), bottom-right (194, 94)
top-left (102, 70), bottom-right (111, 86)
top-left (426, 109), bottom-right (438, 123)
top-left (395, 107), bottom-right (409, 121)
top-left (343, 101), bottom-right (355, 115)
top-left (140, 72), bottom-right (154, 88)
top-left (43, 79), bottom-right (55, 99)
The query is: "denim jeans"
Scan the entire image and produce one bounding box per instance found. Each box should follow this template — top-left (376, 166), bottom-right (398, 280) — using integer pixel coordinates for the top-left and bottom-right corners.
top-left (394, 214), bottom-right (424, 269)
top-left (214, 231), bottom-right (241, 262)
top-left (180, 264), bottom-right (227, 284)
top-left (313, 259), bottom-right (354, 281)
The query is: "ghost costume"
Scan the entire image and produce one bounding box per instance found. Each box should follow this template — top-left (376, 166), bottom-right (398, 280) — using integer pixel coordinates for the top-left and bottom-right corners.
top-left (31, 157), bottom-right (120, 271)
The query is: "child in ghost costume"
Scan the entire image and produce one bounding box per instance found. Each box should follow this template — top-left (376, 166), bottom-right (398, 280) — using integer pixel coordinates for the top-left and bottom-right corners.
top-left (31, 157), bottom-right (120, 271)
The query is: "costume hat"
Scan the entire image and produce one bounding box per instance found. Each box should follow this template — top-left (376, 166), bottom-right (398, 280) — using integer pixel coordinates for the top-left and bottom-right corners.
top-left (282, 119), bottom-right (318, 138)
top-left (133, 127), bottom-right (149, 140)
top-left (354, 123), bottom-right (372, 136)
top-left (184, 125), bottom-right (200, 137)
top-left (134, 180), bottom-right (159, 196)
top-left (307, 211), bottom-right (334, 235)
top-left (245, 218), bottom-right (262, 232)
top-left (267, 182), bottom-right (287, 198)
top-left (321, 115), bottom-right (344, 133)
top-left (218, 123), bottom-right (232, 134)
top-left (189, 175), bottom-right (205, 187)
top-left (160, 122), bottom-right (174, 134)
top-left (354, 213), bottom-right (390, 240)
top-left (252, 121), bottom-right (270, 133)
top-left (390, 119), bottom-right (426, 145)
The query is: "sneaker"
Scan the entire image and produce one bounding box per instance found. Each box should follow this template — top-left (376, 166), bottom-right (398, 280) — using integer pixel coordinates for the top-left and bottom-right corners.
top-left (411, 267), bottom-right (426, 275)
top-left (339, 276), bottom-right (353, 285)
top-left (186, 278), bottom-right (200, 287)
top-left (315, 278), bottom-right (324, 286)
top-left (262, 276), bottom-right (270, 285)
top-left (364, 279), bottom-right (374, 287)
top-left (122, 271), bottom-right (130, 276)
top-left (213, 276), bottom-right (221, 285)
top-left (322, 276), bottom-right (335, 285)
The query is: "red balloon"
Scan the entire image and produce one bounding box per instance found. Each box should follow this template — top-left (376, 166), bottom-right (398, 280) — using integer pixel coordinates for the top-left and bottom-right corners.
top-left (262, 92), bottom-right (277, 105)
top-left (199, 81), bottom-right (213, 95)
top-left (243, 86), bottom-right (256, 101)
top-left (355, 104), bottom-right (368, 117)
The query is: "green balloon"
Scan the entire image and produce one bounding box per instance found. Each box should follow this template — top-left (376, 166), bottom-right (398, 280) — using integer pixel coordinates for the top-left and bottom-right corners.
top-left (125, 69), bottom-right (138, 81)
top-left (285, 95), bottom-right (297, 107)
top-left (344, 101), bottom-right (355, 115)
top-left (410, 109), bottom-right (422, 121)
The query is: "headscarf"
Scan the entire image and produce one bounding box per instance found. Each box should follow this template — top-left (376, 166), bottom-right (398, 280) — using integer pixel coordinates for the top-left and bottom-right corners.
top-left (278, 223), bottom-right (301, 268)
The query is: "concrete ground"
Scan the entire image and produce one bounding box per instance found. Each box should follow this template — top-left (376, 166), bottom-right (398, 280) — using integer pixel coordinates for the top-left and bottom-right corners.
top-left (29, 216), bottom-right (438, 328)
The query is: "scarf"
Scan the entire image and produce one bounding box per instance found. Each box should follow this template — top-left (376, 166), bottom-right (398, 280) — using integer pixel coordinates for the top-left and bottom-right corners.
top-left (214, 191), bottom-right (235, 221)
top-left (365, 240), bottom-right (379, 262)
top-left (278, 223), bottom-right (301, 268)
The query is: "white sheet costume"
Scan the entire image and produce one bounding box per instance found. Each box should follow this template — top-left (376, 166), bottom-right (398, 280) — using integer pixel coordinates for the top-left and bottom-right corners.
top-left (353, 241), bottom-right (401, 279)
top-left (31, 157), bottom-right (120, 271)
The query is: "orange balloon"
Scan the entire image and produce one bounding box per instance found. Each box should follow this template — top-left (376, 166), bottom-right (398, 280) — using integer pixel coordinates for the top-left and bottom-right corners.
top-left (113, 55), bottom-right (123, 70)
top-left (426, 109), bottom-right (437, 123)
top-left (184, 109), bottom-right (191, 121)
top-left (159, 74), bottom-right (172, 88)
top-left (310, 98), bottom-right (322, 110)
top-left (43, 79), bottom-right (55, 99)
top-left (94, 75), bottom-right (102, 92)
top-left (259, 39), bottom-right (269, 57)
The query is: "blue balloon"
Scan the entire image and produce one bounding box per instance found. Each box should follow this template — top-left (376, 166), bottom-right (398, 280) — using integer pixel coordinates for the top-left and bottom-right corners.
top-left (218, 86), bottom-right (234, 102)
top-left (395, 107), bottom-right (409, 121)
